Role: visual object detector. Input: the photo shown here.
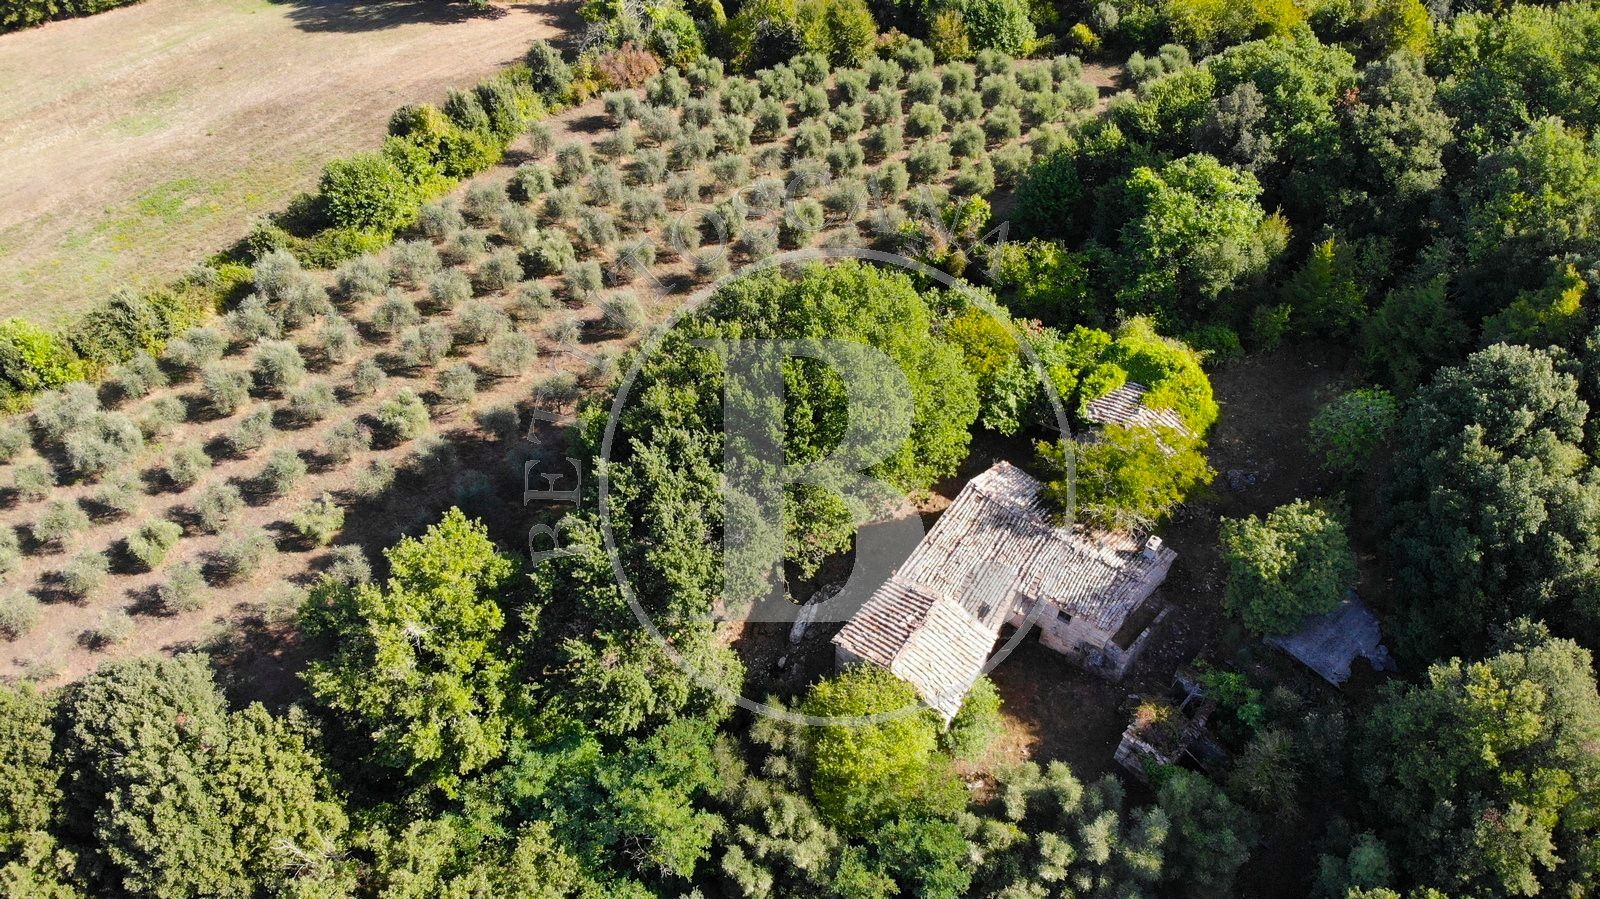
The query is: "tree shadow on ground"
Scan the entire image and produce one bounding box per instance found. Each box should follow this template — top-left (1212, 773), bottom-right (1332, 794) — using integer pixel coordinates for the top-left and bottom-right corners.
top-left (267, 0), bottom-right (584, 43)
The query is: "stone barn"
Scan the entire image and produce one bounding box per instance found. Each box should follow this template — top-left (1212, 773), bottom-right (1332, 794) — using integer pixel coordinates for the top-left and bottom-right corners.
top-left (832, 461), bottom-right (1176, 720)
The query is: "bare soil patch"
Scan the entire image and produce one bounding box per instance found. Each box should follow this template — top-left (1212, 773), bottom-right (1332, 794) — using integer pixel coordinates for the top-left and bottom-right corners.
top-left (0, 0), bottom-right (580, 322)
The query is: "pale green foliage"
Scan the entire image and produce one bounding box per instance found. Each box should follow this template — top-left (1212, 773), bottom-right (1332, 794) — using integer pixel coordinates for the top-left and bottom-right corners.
top-left (125, 518), bottom-right (182, 571)
top-left (292, 494), bottom-right (345, 546)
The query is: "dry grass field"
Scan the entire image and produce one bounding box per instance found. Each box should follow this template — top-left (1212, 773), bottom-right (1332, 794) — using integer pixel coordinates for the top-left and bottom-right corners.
top-left (0, 0), bottom-right (579, 323)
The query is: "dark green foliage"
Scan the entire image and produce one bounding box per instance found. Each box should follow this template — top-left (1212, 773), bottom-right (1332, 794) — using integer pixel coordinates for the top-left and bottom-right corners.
top-left (1386, 344), bottom-right (1600, 654)
top-left (1356, 623), bottom-right (1600, 897)
top-left (1156, 769), bottom-right (1256, 895)
top-left (58, 655), bottom-right (347, 897)
top-left (1220, 500), bottom-right (1357, 635)
top-left (1308, 387), bottom-right (1397, 476)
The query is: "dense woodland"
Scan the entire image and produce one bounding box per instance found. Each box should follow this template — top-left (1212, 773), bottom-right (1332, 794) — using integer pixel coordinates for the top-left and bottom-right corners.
top-left (3, 0), bottom-right (1600, 895)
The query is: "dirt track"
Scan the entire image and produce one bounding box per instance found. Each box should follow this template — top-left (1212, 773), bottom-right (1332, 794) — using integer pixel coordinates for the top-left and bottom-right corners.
top-left (0, 0), bottom-right (580, 322)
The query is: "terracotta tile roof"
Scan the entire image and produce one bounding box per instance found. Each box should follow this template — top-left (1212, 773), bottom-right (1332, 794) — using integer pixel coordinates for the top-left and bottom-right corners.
top-left (833, 461), bottom-right (1177, 719)
top-left (1083, 381), bottom-right (1190, 435)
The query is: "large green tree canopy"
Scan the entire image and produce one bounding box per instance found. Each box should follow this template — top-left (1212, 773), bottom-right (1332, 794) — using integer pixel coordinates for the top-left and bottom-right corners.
top-left (1356, 622), bottom-right (1600, 897)
top-left (1385, 344), bottom-right (1600, 656)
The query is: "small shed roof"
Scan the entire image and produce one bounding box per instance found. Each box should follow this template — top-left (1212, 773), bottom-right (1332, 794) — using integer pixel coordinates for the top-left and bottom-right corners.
top-left (833, 461), bottom-right (1176, 719)
top-left (1265, 592), bottom-right (1396, 685)
top-left (1083, 382), bottom-right (1190, 435)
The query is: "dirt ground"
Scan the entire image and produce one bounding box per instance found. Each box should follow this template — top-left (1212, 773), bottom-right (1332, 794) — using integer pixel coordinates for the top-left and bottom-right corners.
top-left (0, 0), bottom-right (581, 322)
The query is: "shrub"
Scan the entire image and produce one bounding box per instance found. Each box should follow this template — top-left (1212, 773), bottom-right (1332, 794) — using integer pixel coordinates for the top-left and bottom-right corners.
top-left (541, 186), bottom-right (581, 224)
top-left (752, 98), bottom-right (788, 141)
top-left (213, 528), bottom-right (272, 583)
top-left (106, 352), bottom-right (167, 404)
top-left (159, 562), bottom-right (207, 613)
top-left (780, 199), bottom-right (826, 247)
top-left (692, 246), bottom-right (732, 283)
top-left (1221, 500), bottom-right (1356, 635)
top-left (628, 151), bottom-right (669, 188)
top-left (794, 121), bottom-right (832, 160)
top-left (954, 157), bottom-right (996, 195)
top-left (664, 172), bottom-right (701, 209)
top-left (824, 179), bottom-right (871, 220)
top-left (484, 332), bottom-right (538, 378)
top-left (525, 40), bottom-right (574, 99)
top-left (249, 339), bottom-right (306, 395)
top-left (314, 316), bottom-right (360, 366)
top-left (985, 105), bottom-right (1023, 142)
top-left (0, 420), bottom-right (30, 462)
top-left (34, 500), bottom-right (90, 548)
top-left (1308, 388), bottom-right (1398, 477)
top-left (873, 160), bottom-right (911, 199)
top-left (555, 145), bottom-right (592, 185)
top-left (438, 363), bottom-right (478, 406)
top-left (601, 294), bottom-right (647, 334)
top-left (610, 238), bottom-right (657, 284)
top-left (907, 141), bottom-right (954, 183)
top-left (138, 395), bottom-right (187, 439)
top-left (535, 371), bottom-right (581, 408)
top-left (864, 88), bottom-right (901, 126)
top-left (0, 591), bottom-right (40, 640)
top-left (374, 390), bottom-right (429, 443)
top-left (0, 526), bottom-right (18, 577)
top-left (127, 518), bottom-right (182, 571)
top-left (13, 460), bottom-right (54, 502)
top-left (710, 153), bottom-right (752, 187)
top-left (335, 256), bottom-right (389, 305)
top-left (477, 247), bottom-right (524, 293)
top-left (739, 223), bottom-right (780, 260)
top-left (907, 103), bottom-right (947, 138)
top-left (866, 122), bottom-right (905, 159)
top-left (510, 283), bottom-right (557, 322)
top-left (320, 153), bottom-right (415, 233)
top-left (85, 609), bottom-right (133, 648)
top-left (991, 141), bottom-right (1033, 185)
top-left (526, 121), bottom-right (555, 158)
top-left (796, 84), bottom-right (830, 118)
top-left (354, 458), bottom-right (397, 497)
top-left (224, 406), bottom-right (274, 456)
top-left (223, 296), bottom-right (281, 346)
top-left (587, 164), bottom-right (624, 207)
top-left (194, 482), bottom-right (243, 534)
top-left (292, 494), bottom-right (345, 546)
top-left (669, 130), bottom-right (714, 171)
top-left (256, 448), bottom-right (308, 497)
top-left (62, 411), bottom-right (143, 480)
top-left (326, 419), bottom-right (372, 460)
top-left (563, 261), bottom-right (605, 304)
top-left (575, 207), bottom-right (620, 252)
top-left (33, 382), bottom-right (98, 443)
top-left (166, 444), bottom-right (211, 490)
top-left (371, 291), bottom-right (421, 337)
top-left (462, 183), bottom-right (511, 227)
top-left (637, 106), bottom-right (682, 144)
top-left (91, 471), bottom-right (141, 519)
top-left (825, 141), bottom-right (866, 177)
top-left (397, 322), bottom-right (453, 371)
top-left (440, 228), bottom-right (489, 266)
top-left (286, 379), bottom-right (336, 425)
top-left (499, 205), bottom-right (539, 244)
top-left (511, 163), bottom-right (557, 201)
top-left (324, 544), bottom-right (372, 585)
top-left (349, 359), bottom-right (387, 397)
top-left (417, 202), bottom-right (465, 241)
top-left (60, 551), bottom-right (108, 599)
top-left (525, 231), bottom-right (577, 276)
top-left (950, 122), bottom-right (986, 159)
